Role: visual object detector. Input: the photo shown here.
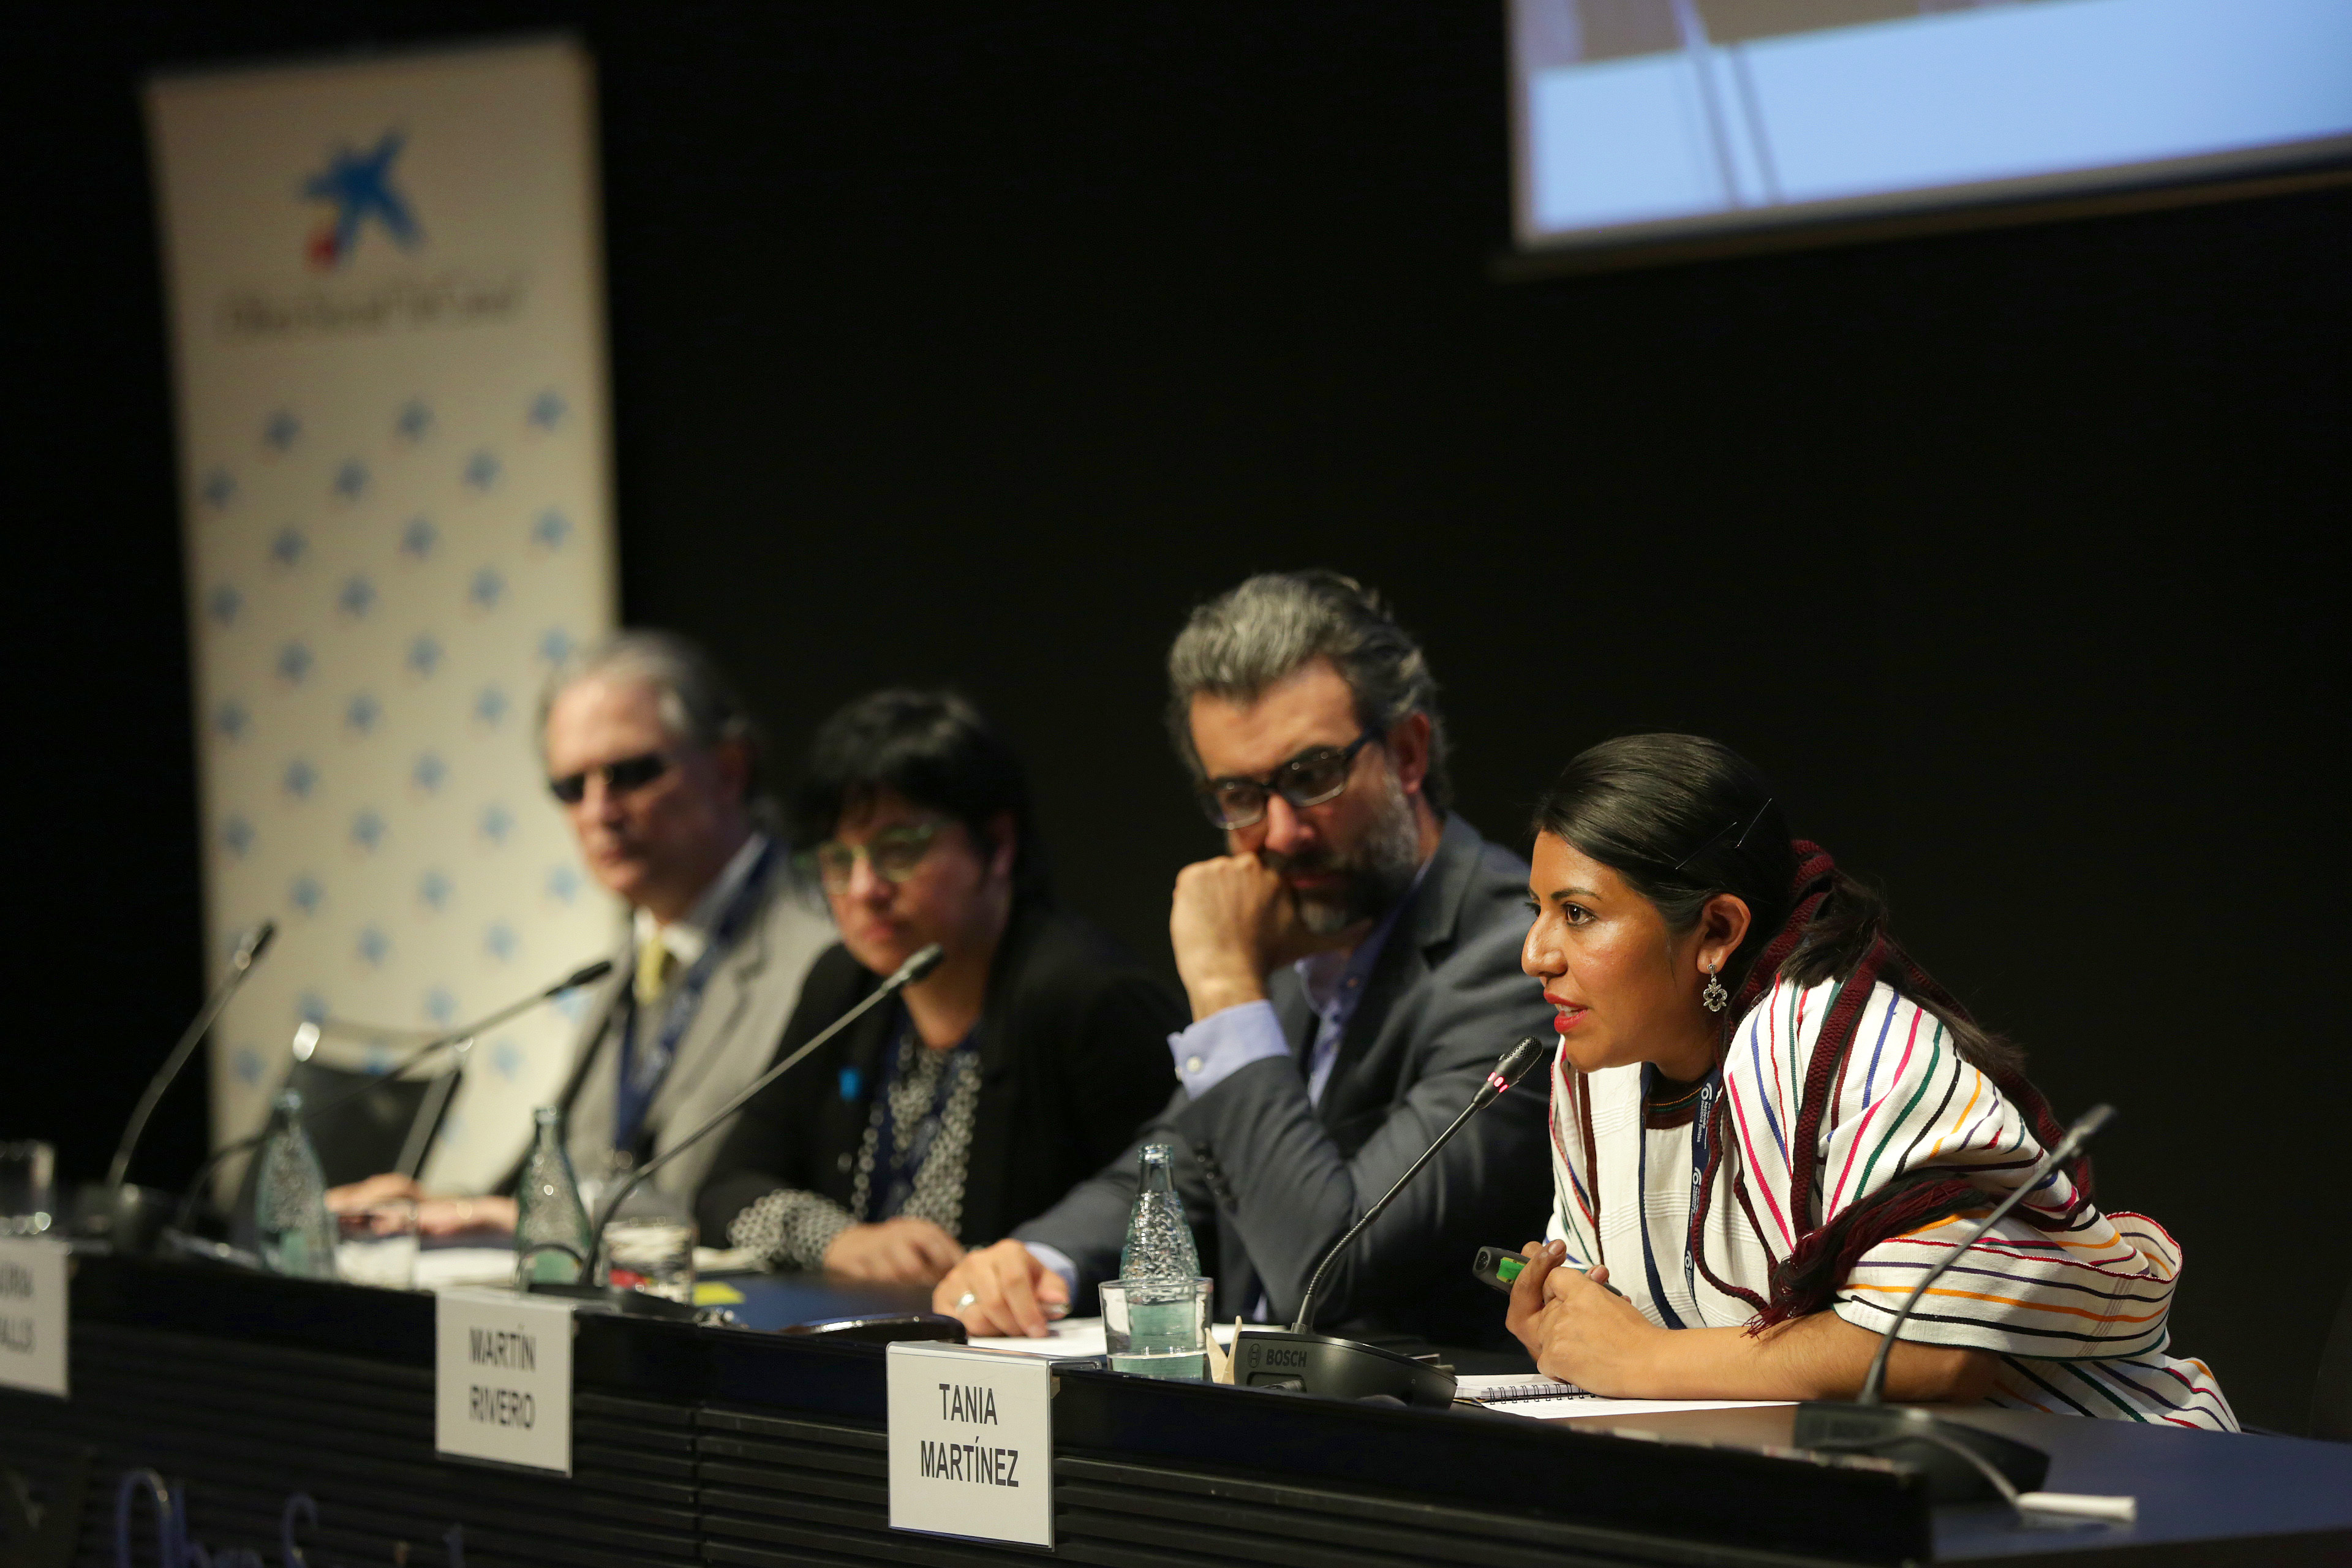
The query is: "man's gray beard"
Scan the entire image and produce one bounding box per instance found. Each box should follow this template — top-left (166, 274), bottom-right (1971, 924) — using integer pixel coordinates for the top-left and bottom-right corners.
top-left (1290, 771), bottom-right (1423, 936)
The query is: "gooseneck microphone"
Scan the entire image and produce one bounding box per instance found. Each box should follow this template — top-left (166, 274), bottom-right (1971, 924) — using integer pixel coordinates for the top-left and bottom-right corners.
top-left (168, 957), bottom-right (615, 1238)
top-left (1856, 1101), bottom-right (2114, 1406)
top-left (1219, 1036), bottom-right (1549, 1409)
top-left (1795, 1102), bottom-right (2134, 1521)
top-left (565, 942), bottom-right (946, 1294)
top-left (107, 921), bottom-right (276, 1191)
top-left (1292, 1035), bottom-right (1548, 1336)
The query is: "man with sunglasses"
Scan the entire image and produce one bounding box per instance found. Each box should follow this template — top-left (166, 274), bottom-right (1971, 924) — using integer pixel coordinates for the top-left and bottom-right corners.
top-left (935, 572), bottom-right (1555, 1348)
top-left (330, 630), bottom-right (834, 1232)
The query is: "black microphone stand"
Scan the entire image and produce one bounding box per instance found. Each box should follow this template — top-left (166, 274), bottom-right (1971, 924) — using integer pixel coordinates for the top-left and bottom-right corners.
top-left (521, 943), bottom-right (946, 1321)
top-left (1224, 1036), bottom-right (1549, 1408)
top-left (1792, 1104), bottom-right (2117, 1507)
top-left (161, 959), bottom-right (615, 1245)
top-left (91, 922), bottom-right (276, 1242)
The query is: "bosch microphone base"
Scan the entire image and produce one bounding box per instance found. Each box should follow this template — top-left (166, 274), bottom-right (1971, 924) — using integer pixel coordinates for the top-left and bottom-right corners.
top-left (1229, 1329), bottom-right (1457, 1408)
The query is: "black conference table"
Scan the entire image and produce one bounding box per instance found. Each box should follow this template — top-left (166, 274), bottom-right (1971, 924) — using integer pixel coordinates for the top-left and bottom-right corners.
top-left (2, 1251), bottom-right (2346, 1568)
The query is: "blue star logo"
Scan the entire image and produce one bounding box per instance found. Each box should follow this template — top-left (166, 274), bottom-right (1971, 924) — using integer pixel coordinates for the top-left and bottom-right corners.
top-left (345, 692), bottom-right (380, 734)
top-left (214, 700), bottom-right (249, 742)
top-left (474, 685), bottom-right (509, 727)
top-left (333, 459), bottom-right (369, 500)
top-left (363, 1046), bottom-right (395, 1076)
top-left (276, 641), bottom-right (313, 684)
top-left (297, 992), bottom-right (330, 1027)
top-left (290, 875), bottom-right (323, 916)
top-left (480, 802), bottom-right (513, 844)
top-left (265, 411), bottom-right (301, 452)
top-left (351, 808), bottom-right (386, 853)
top-left (357, 925), bottom-right (390, 967)
top-left (546, 864), bottom-right (582, 904)
top-left (270, 528), bottom-right (307, 568)
top-left (396, 399), bottom-right (432, 442)
top-left (530, 509), bottom-right (571, 551)
top-left (485, 922), bottom-right (518, 962)
top-left (338, 575), bottom-right (376, 618)
top-left (491, 1039), bottom-right (524, 1081)
top-left (424, 987), bottom-right (458, 1026)
top-left (464, 450), bottom-right (500, 489)
top-left (412, 752), bottom-right (447, 793)
top-left (283, 758), bottom-right (318, 799)
top-left (300, 131), bottom-right (423, 270)
top-left (222, 815), bottom-right (255, 858)
top-left (528, 390), bottom-right (567, 429)
top-left (202, 469), bottom-right (236, 509)
top-left (553, 987), bottom-right (590, 1023)
top-left (207, 584), bottom-right (242, 626)
top-left (538, 626), bottom-right (575, 666)
top-left (469, 568), bottom-right (505, 611)
top-left (400, 516), bottom-right (437, 560)
top-left (234, 1047), bottom-right (265, 1087)
top-left (419, 869), bottom-right (451, 910)
top-left (405, 634), bottom-right (442, 679)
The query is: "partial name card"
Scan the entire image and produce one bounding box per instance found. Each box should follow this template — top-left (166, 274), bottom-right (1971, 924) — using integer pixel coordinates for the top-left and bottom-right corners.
top-left (0, 1237), bottom-right (69, 1398)
top-left (434, 1288), bottom-right (573, 1475)
top-left (887, 1341), bottom-right (1054, 1548)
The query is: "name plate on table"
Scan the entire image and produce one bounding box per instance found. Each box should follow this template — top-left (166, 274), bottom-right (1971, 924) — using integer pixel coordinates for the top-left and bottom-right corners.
top-left (434, 1288), bottom-right (573, 1475)
top-left (886, 1341), bottom-right (1054, 1548)
top-left (0, 1237), bottom-right (68, 1398)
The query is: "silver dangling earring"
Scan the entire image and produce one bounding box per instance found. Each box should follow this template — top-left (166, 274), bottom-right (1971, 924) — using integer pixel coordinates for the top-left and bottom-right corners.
top-left (1702, 960), bottom-right (1728, 1014)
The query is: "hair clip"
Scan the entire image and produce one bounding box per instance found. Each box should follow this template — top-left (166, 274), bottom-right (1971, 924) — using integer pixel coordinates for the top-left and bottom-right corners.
top-left (1672, 797), bottom-right (1774, 873)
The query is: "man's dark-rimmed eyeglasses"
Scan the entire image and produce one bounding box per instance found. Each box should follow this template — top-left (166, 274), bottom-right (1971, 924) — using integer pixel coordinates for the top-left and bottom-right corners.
top-left (548, 751), bottom-right (671, 805)
top-left (1196, 729), bottom-right (1379, 830)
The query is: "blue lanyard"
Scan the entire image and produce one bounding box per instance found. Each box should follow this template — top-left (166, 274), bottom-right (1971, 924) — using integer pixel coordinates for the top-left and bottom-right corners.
top-left (613, 841), bottom-right (776, 1150)
top-left (1635, 1065), bottom-right (1718, 1331)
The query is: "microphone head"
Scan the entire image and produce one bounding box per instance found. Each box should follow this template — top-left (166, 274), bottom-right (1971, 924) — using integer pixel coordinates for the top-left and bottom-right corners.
top-left (290, 1022), bottom-right (320, 1063)
top-left (241, 919), bottom-right (277, 966)
top-left (894, 943), bottom-right (947, 987)
top-left (1494, 1036), bottom-right (1548, 1088)
top-left (558, 957), bottom-right (617, 993)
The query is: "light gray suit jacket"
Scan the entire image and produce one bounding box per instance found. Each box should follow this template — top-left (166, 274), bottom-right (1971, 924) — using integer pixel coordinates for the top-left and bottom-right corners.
top-left (550, 851), bottom-right (835, 1204)
top-left (1016, 814), bottom-right (1556, 1346)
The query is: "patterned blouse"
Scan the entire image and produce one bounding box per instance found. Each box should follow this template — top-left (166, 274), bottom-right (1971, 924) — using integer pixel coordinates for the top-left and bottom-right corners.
top-left (726, 1020), bottom-right (982, 1269)
top-left (1545, 974), bottom-right (2237, 1429)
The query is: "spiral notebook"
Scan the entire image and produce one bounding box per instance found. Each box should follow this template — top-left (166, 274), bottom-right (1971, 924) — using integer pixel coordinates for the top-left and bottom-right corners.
top-left (1453, 1373), bottom-right (1593, 1404)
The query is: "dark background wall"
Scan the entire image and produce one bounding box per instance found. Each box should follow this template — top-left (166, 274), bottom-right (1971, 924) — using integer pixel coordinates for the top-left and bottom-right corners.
top-left (8, 3), bottom-right (2345, 1431)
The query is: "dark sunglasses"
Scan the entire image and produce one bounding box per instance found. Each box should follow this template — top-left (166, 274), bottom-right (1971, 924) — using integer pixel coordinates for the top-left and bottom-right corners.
top-left (548, 751), bottom-right (672, 805)
top-left (1196, 729), bottom-right (1379, 830)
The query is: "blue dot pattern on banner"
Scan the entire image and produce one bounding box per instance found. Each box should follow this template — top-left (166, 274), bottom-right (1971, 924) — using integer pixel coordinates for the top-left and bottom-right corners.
top-left (187, 383), bottom-right (614, 1194)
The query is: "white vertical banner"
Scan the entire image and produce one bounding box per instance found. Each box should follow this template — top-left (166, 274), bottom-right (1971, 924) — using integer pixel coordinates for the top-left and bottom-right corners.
top-left (147, 39), bottom-right (620, 1194)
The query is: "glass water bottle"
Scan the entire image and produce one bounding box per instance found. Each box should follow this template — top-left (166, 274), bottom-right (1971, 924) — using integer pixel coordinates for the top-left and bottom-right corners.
top-left (252, 1090), bottom-right (337, 1280)
top-left (514, 1106), bottom-right (594, 1285)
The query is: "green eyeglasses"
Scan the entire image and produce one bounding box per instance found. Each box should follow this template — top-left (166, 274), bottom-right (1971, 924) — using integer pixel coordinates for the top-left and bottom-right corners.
top-left (802, 820), bottom-right (944, 893)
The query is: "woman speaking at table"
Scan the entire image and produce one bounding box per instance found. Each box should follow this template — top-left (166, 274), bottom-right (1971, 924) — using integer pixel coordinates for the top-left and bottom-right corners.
top-left (1507, 735), bottom-right (2234, 1428)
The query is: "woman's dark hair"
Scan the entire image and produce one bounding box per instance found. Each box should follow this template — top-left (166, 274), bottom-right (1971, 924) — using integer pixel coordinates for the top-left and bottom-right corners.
top-left (1531, 734), bottom-right (2018, 1076)
top-left (791, 689), bottom-right (1050, 904)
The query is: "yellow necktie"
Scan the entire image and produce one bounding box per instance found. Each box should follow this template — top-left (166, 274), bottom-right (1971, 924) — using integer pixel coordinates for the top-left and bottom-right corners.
top-left (635, 932), bottom-right (679, 1007)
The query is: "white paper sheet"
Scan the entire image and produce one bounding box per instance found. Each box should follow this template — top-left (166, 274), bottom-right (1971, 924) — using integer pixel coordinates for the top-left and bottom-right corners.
top-left (1483, 1395), bottom-right (1792, 1420)
top-left (964, 1317), bottom-right (1245, 1360)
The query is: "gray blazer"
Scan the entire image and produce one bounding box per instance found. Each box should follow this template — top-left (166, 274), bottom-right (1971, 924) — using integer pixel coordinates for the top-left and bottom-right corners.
top-left (551, 851), bottom-right (836, 1204)
top-left (1016, 814), bottom-right (1556, 1346)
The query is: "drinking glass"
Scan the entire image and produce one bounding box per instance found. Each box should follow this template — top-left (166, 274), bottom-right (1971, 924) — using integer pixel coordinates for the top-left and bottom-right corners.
top-left (0, 1141), bottom-right (57, 1236)
top-left (334, 1196), bottom-right (420, 1289)
top-left (1099, 1276), bottom-right (1212, 1380)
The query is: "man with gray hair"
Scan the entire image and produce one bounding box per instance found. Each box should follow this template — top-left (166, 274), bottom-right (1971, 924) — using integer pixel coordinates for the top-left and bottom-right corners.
top-left (933, 572), bottom-right (1553, 1347)
top-left (331, 630), bottom-right (833, 1231)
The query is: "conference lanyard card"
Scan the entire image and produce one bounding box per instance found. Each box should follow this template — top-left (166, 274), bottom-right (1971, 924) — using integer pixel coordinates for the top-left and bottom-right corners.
top-left (434, 1287), bottom-right (575, 1476)
top-left (886, 1340), bottom-right (1054, 1548)
top-left (0, 1236), bottom-right (69, 1398)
